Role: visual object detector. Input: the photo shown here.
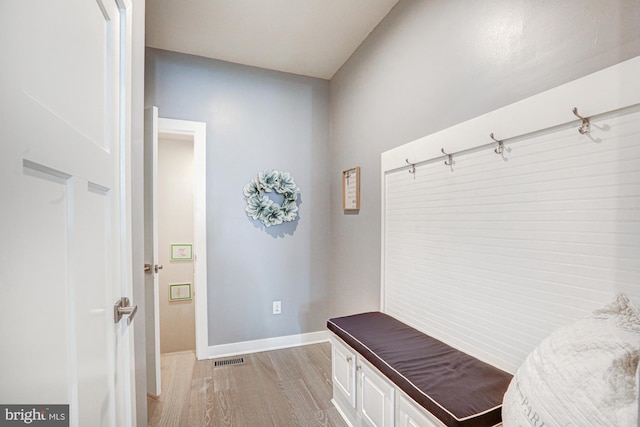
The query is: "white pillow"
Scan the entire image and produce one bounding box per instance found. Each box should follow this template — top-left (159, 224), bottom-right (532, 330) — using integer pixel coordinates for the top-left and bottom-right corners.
top-left (502, 294), bottom-right (640, 426)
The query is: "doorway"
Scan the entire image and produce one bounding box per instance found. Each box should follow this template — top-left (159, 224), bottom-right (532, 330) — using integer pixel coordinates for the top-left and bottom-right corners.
top-left (145, 110), bottom-right (208, 398)
top-left (158, 134), bottom-right (196, 353)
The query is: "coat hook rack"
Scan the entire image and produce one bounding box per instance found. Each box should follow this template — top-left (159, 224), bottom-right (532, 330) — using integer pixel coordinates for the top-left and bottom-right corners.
top-left (572, 107), bottom-right (591, 135)
top-left (405, 158), bottom-right (416, 174)
top-left (441, 148), bottom-right (453, 166)
top-left (490, 133), bottom-right (504, 155)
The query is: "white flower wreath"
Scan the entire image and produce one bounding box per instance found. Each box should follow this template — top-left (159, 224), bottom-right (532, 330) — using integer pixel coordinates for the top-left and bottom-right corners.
top-left (243, 170), bottom-right (300, 227)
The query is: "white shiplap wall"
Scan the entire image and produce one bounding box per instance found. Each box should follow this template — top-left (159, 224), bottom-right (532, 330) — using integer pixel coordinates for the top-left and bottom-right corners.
top-left (381, 58), bottom-right (640, 374)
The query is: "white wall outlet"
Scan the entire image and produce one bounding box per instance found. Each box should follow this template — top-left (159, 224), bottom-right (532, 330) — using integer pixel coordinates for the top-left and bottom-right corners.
top-left (272, 300), bottom-right (281, 315)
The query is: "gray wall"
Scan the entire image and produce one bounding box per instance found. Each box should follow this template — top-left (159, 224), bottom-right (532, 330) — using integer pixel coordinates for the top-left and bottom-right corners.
top-left (145, 48), bottom-right (330, 346)
top-left (328, 0), bottom-right (640, 317)
top-left (144, 0), bottom-right (640, 350)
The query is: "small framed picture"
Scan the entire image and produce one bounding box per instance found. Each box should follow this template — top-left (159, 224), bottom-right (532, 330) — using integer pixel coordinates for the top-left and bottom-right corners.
top-left (342, 167), bottom-right (360, 211)
top-left (169, 283), bottom-right (192, 301)
top-left (170, 243), bottom-right (193, 261)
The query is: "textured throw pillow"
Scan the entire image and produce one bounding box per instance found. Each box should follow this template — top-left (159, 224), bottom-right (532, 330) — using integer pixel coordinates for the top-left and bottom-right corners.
top-left (502, 294), bottom-right (640, 426)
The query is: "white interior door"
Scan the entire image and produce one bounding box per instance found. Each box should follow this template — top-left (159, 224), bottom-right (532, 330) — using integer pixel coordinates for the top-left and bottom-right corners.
top-left (0, 0), bottom-right (135, 426)
top-left (144, 106), bottom-right (162, 396)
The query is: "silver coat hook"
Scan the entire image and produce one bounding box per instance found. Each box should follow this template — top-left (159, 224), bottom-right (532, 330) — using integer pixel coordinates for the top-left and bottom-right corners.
top-left (572, 107), bottom-right (591, 135)
top-left (490, 132), bottom-right (504, 154)
top-left (405, 158), bottom-right (416, 174)
top-left (441, 148), bottom-right (453, 166)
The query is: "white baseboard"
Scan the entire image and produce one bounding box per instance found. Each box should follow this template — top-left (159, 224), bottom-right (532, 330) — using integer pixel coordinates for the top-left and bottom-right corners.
top-left (201, 330), bottom-right (330, 360)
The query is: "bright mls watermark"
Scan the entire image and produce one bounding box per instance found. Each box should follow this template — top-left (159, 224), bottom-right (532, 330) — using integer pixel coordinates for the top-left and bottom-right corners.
top-left (0, 405), bottom-right (68, 427)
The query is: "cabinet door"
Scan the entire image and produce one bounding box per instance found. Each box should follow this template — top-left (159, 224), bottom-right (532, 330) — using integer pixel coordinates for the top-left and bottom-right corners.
top-left (397, 393), bottom-right (443, 427)
top-left (332, 338), bottom-right (357, 408)
top-left (359, 360), bottom-right (395, 427)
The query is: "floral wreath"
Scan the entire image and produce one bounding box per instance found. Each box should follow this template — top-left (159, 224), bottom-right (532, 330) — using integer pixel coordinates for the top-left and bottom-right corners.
top-left (243, 170), bottom-right (300, 227)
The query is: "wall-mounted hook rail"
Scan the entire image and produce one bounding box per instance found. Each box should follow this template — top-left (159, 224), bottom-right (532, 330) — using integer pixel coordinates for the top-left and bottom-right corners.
top-left (405, 158), bottom-right (416, 174)
top-left (490, 133), bottom-right (504, 155)
top-left (441, 148), bottom-right (453, 166)
top-left (572, 107), bottom-right (591, 135)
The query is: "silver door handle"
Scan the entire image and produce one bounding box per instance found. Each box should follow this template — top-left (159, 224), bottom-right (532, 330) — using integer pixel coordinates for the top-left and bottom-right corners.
top-left (114, 297), bottom-right (138, 325)
top-left (145, 264), bottom-right (163, 274)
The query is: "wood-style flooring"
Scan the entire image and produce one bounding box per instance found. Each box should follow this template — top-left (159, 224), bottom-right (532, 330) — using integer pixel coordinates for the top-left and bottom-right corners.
top-left (147, 342), bottom-right (347, 427)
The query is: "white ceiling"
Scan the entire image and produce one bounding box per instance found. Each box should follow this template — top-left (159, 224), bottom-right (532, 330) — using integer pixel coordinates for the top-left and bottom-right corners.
top-left (145, 0), bottom-right (399, 80)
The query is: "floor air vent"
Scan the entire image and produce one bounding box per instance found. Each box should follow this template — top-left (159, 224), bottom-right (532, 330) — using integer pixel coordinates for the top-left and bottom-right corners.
top-left (214, 357), bottom-right (245, 367)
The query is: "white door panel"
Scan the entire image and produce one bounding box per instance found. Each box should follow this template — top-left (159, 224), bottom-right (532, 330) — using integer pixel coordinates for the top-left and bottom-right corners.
top-left (360, 361), bottom-right (395, 427)
top-left (73, 180), bottom-right (114, 427)
top-left (4, 165), bottom-right (71, 403)
top-left (332, 339), bottom-right (357, 408)
top-left (19, 0), bottom-right (111, 149)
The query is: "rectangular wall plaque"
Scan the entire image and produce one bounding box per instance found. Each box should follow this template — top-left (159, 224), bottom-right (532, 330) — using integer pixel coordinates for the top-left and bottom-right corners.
top-left (342, 167), bottom-right (360, 210)
top-left (170, 243), bottom-right (193, 260)
top-left (169, 283), bottom-right (192, 301)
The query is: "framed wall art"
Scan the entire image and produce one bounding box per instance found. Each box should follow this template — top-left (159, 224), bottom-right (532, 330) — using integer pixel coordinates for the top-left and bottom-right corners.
top-left (342, 167), bottom-right (360, 211)
top-left (170, 243), bottom-right (193, 261)
top-left (169, 283), bottom-right (192, 301)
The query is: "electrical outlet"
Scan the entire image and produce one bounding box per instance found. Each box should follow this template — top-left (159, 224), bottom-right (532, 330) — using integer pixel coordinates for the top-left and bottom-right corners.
top-left (272, 300), bottom-right (281, 315)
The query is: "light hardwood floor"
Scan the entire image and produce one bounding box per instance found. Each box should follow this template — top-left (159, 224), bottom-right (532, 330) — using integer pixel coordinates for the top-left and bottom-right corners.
top-left (147, 342), bottom-right (347, 427)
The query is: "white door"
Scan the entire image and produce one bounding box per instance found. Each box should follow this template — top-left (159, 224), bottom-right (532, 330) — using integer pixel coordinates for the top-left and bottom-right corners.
top-left (359, 361), bottom-right (395, 427)
top-left (0, 0), bottom-right (136, 426)
top-left (144, 107), bottom-right (162, 396)
top-left (332, 339), bottom-right (357, 409)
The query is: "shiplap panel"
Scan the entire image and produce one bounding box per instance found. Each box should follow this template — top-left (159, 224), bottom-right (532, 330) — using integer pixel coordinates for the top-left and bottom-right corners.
top-left (382, 108), bottom-right (640, 373)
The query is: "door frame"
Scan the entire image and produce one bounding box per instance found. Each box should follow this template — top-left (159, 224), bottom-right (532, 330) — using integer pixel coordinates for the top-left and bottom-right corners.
top-left (157, 117), bottom-right (209, 359)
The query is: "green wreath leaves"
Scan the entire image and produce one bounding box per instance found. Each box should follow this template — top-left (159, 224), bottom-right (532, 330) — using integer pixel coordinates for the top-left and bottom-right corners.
top-left (243, 170), bottom-right (300, 227)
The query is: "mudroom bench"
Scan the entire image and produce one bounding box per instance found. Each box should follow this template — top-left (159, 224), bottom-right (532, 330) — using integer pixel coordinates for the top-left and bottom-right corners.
top-left (327, 312), bottom-right (513, 427)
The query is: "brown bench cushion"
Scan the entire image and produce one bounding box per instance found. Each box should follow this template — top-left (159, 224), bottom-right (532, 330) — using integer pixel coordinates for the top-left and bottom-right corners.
top-left (327, 312), bottom-right (512, 427)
